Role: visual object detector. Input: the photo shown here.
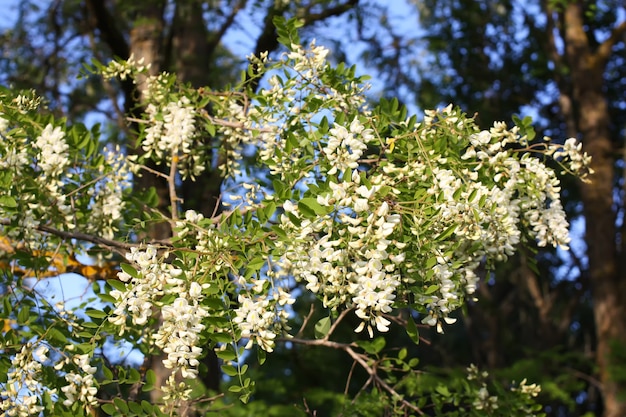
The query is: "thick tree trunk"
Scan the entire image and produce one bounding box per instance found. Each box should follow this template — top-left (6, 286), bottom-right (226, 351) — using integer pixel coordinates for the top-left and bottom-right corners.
top-left (563, 5), bottom-right (626, 417)
top-left (124, 1), bottom-right (180, 408)
top-left (169, 0), bottom-right (222, 393)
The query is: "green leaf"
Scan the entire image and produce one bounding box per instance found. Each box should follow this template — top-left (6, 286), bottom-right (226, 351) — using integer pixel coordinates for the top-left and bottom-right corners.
top-left (0, 195), bottom-right (17, 208)
top-left (128, 401), bottom-right (143, 415)
top-left (222, 364), bottom-right (239, 377)
top-left (48, 328), bottom-right (68, 344)
top-left (128, 367), bottom-right (141, 383)
top-left (146, 369), bottom-right (155, 385)
top-left (406, 317), bottom-right (420, 345)
top-left (101, 403), bottom-right (117, 415)
top-left (258, 348), bottom-right (266, 365)
top-left (113, 398), bottom-right (129, 414)
top-left (436, 224), bottom-right (457, 242)
top-left (212, 332), bottom-right (234, 344)
top-left (425, 284), bottom-right (439, 295)
top-left (357, 337), bottom-right (386, 355)
top-left (102, 366), bottom-right (113, 380)
top-left (246, 256), bottom-right (265, 272)
top-left (141, 400), bottom-right (154, 413)
top-left (435, 385), bottom-right (451, 397)
top-left (2, 296), bottom-right (11, 315)
top-left (298, 197), bottom-right (328, 217)
top-left (17, 307), bottom-right (29, 325)
top-left (314, 316), bottom-right (331, 339)
top-left (216, 347), bottom-right (237, 361)
top-left (107, 279), bottom-right (127, 292)
top-left (240, 391), bottom-right (251, 404)
top-left (263, 201), bottom-right (276, 221)
top-left (398, 347), bottom-right (407, 360)
top-left (120, 263), bottom-right (139, 279)
top-left (85, 309), bottom-right (107, 319)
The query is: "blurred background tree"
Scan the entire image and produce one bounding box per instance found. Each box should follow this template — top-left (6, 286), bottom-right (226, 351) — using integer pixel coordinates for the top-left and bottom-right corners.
top-left (1, 0), bottom-right (625, 416)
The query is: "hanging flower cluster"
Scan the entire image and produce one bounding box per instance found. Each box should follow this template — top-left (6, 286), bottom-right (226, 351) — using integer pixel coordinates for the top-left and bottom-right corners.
top-left (0, 344), bottom-right (46, 416)
top-left (109, 245), bottom-right (210, 382)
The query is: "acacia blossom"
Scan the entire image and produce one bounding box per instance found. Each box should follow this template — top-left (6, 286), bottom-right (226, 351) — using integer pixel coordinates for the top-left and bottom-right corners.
top-left (153, 282), bottom-right (209, 379)
top-left (33, 124), bottom-right (69, 177)
top-left (60, 354), bottom-right (98, 408)
top-left (0, 344), bottom-right (46, 416)
top-left (142, 97), bottom-right (198, 178)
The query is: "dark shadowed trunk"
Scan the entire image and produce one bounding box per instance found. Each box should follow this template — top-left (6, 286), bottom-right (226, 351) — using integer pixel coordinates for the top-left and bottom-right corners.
top-left (563, 4), bottom-right (626, 416)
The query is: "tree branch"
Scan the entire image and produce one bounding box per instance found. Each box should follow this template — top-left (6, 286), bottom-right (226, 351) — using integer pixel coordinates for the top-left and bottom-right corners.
top-left (280, 335), bottom-right (424, 415)
top-left (301, 0), bottom-right (359, 26)
top-left (84, 0), bottom-right (130, 59)
top-left (595, 20), bottom-right (626, 68)
top-left (207, 0), bottom-right (248, 57)
top-left (0, 219), bottom-right (172, 255)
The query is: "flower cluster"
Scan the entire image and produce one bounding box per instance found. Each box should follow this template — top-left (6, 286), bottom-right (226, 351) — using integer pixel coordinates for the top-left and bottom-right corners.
top-left (233, 293), bottom-right (278, 352)
top-left (87, 146), bottom-right (132, 239)
top-left (153, 282), bottom-right (209, 379)
top-left (142, 97), bottom-right (199, 177)
top-left (324, 118), bottom-right (373, 175)
top-left (552, 137), bottom-right (593, 179)
top-left (233, 275), bottom-right (294, 353)
top-left (277, 171), bottom-right (405, 336)
top-left (59, 354), bottom-right (98, 408)
top-left (0, 344), bottom-right (46, 416)
top-left (101, 53), bottom-right (150, 80)
top-left (109, 246), bottom-right (171, 331)
top-left (109, 245), bottom-right (209, 380)
top-left (34, 124), bottom-right (69, 177)
top-left (473, 385), bottom-right (499, 411)
top-left (287, 40), bottom-right (329, 75)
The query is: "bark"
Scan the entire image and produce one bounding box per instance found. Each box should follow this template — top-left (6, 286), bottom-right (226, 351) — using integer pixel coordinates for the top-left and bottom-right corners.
top-left (169, 0), bottom-right (222, 393)
top-left (563, 4), bottom-right (626, 416)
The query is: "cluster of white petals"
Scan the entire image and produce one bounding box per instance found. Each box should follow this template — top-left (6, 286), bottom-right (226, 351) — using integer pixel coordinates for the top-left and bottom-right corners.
top-left (153, 282), bottom-right (209, 379)
top-left (0, 344), bottom-right (46, 416)
top-left (87, 147), bottom-right (132, 239)
top-left (324, 118), bottom-right (373, 175)
top-left (233, 294), bottom-right (278, 352)
top-left (109, 245), bottom-right (209, 380)
top-left (277, 170), bottom-right (405, 336)
top-left (109, 246), bottom-right (171, 330)
top-left (34, 124), bottom-right (69, 177)
top-left (232, 274), bottom-right (295, 353)
top-left (59, 354), bottom-right (98, 408)
top-left (143, 97), bottom-right (195, 156)
top-left (287, 40), bottom-right (329, 74)
top-left (101, 53), bottom-right (150, 80)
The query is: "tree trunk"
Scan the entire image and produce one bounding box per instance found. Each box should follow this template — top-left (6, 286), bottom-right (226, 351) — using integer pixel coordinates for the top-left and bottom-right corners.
top-left (169, 0), bottom-right (222, 393)
top-left (563, 4), bottom-right (626, 416)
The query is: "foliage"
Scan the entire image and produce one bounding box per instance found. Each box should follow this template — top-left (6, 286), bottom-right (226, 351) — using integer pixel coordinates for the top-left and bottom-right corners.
top-left (0, 17), bottom-right (591, 416)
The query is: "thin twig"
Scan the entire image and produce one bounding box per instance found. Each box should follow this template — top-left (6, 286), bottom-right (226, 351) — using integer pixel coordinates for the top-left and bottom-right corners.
top-left (344, 346), bottom-right (424, 415)
top-left (169, 149), bottom-right (180, 225)
top-left (324, 307), bottom-right (353, 341)
top-left (282, 336), bottom-right (424, 415)
top-left (138, 164), bottom-right (170, 179)
top-left (296, 303), bottom-right (317, 338)
top-left (344, 359), bottom-right (358, 396)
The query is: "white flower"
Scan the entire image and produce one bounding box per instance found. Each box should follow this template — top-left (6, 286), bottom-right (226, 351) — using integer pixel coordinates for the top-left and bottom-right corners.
top-left (34, 124), bottom-right (69, 176)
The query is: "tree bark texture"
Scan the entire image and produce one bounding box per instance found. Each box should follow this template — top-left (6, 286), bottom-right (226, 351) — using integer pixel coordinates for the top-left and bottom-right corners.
top-left (563, 4), bottom-right (626, 416)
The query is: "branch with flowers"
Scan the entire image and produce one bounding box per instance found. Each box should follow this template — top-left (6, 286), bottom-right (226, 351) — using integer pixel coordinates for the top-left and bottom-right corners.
top-left (0, 17), bottom-right (589, 417)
